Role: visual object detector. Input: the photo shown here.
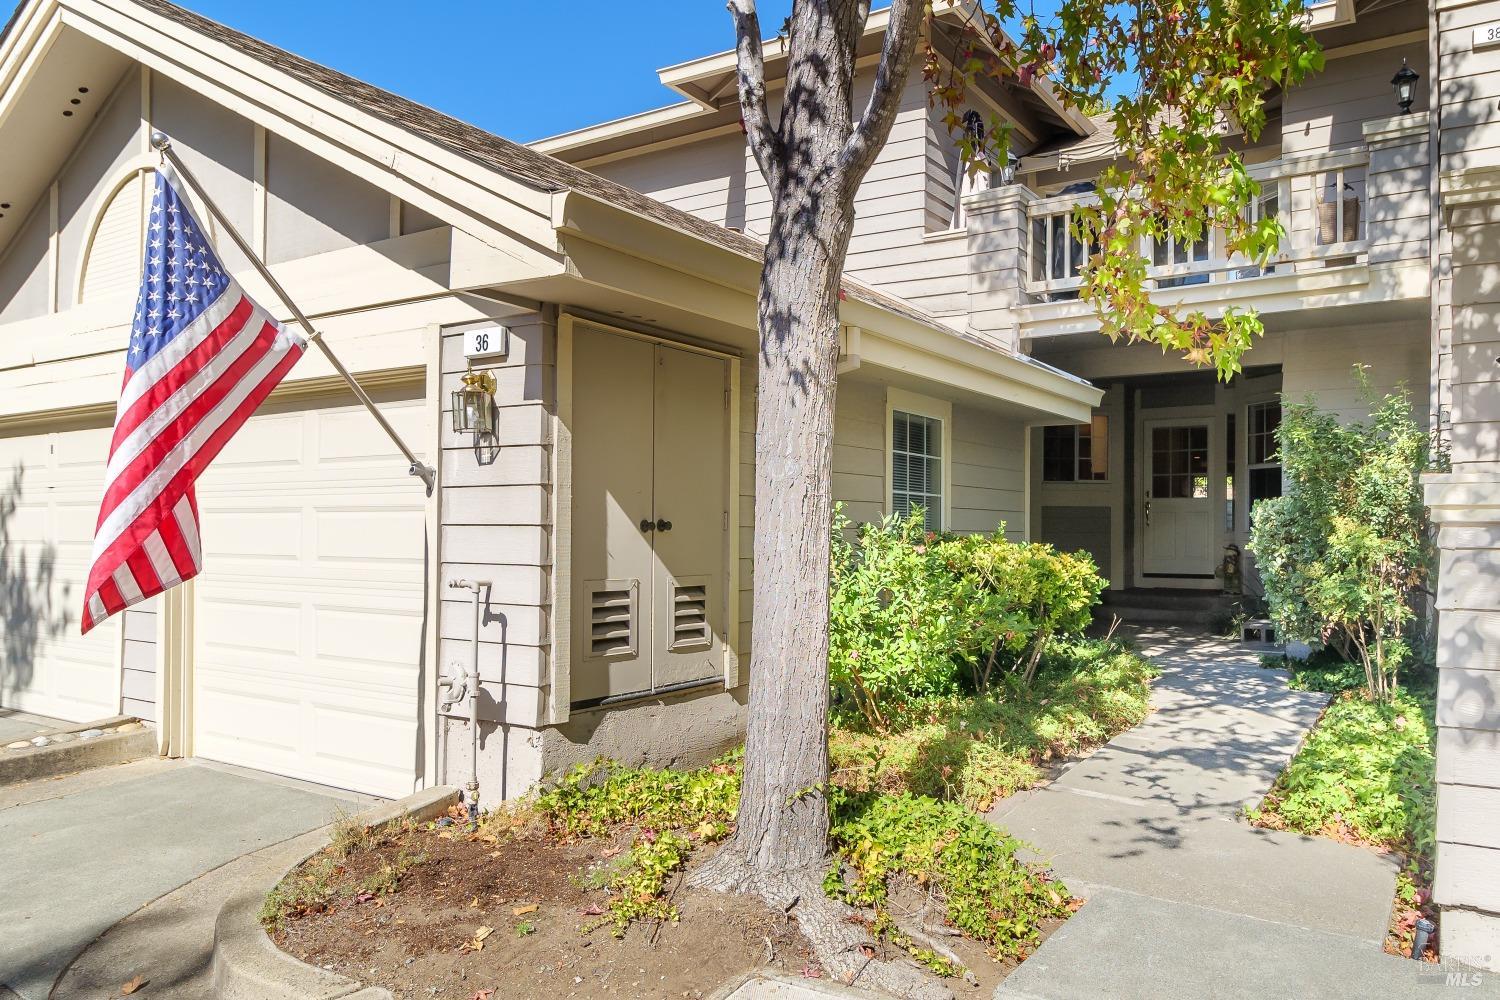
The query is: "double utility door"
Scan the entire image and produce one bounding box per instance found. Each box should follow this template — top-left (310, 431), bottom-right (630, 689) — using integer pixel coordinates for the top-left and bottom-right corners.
top-left (571, 325), bottom-right (732, 705)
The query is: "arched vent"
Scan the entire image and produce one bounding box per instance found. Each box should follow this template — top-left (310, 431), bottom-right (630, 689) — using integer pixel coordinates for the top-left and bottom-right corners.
top-left (79, 172), bottom-right (145, 303)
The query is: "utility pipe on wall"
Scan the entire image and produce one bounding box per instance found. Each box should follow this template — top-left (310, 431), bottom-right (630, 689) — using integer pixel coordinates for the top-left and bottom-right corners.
top-left (446, 578), bottom-right (489, 825)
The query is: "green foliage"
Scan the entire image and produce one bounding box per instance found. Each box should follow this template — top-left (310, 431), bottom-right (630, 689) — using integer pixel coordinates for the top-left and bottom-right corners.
top-left (829, 509), bottom-right (1106, 728)
top-left (588, 830), bottom-right (692, 937)
top-left (1259, 648), bottom-right (1368, 695)
top-left (515, 919), bottom-right (537, 937)
top-left (831, 638), bottom-right (1157, 811)
top-left (929, 0), bottom-right (1322, 376)
top-left (934, 532), bottom-right (1105, 689)
top-left (826, 788), bottom-right (1071, 960)
top-left (830, 510), bottom-right (968, 726)
top-left (537, 755), bottom-right (1071, 956)
top-left (1249, 374), bottom-right (1434, 701)
top-left (1249, 682), bottom-right (1435, 859)
top-left (535, 756), bottom-right (739, 838)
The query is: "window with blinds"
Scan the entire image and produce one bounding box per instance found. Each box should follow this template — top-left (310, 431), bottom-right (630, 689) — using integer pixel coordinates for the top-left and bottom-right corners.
top-left (891, 409), bottom-right (943, 532)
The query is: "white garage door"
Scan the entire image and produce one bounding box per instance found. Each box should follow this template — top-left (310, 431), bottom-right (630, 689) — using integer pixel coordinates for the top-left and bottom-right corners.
top-left (192, 389), bottom-right (427, 797)
top-left (0, 424), bottom-right (121, 722)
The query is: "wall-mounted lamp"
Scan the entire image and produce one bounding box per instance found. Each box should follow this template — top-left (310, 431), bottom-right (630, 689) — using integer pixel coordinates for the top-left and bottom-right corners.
top-left (999, 149), bottom-right (1020, 187)
top-left (1392, 58), bottom-right (1420, 114)
top-left (451, 368), bottom-right (496, 437)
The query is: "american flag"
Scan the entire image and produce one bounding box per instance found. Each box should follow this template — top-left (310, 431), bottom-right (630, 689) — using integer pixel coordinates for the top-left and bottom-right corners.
top-left (81, 166), bottom-right (306, 634)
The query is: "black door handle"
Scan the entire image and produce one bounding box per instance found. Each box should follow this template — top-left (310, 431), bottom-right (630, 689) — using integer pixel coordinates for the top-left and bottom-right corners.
top-left (640, 519), bottom-right (654, 533)
top-left (656, 519), bottom-right (672, 532)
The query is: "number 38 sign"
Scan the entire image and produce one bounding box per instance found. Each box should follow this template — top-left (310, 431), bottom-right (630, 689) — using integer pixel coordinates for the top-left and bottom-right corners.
top-left (462, 324), bottom-right (510, 361)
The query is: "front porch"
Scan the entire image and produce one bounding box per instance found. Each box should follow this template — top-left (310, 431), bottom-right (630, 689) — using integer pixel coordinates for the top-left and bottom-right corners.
top-left (1027, 365), bottom-right (1286, 594)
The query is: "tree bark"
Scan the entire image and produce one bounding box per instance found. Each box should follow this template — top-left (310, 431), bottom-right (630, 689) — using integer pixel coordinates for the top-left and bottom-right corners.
top-left (693, 0), bottom-right (924, 894)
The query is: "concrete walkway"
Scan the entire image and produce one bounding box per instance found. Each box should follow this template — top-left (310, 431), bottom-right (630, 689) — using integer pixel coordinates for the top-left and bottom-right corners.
top-left (0, 757), bottom-right (370, 1000)
top-left (991, 628), bottom-right (1488, 999)
top-left (0, 709), bottom-right (64, 744)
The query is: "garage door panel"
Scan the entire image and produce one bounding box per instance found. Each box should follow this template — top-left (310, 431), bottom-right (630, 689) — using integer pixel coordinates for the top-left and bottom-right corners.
top-left (1, 425), bottom-right (120, 722)
top-left (318, 404), bottom-right (425, 462)
top-left (316, 508), bottom-right (424, 562)
top-left (193, 390), bottom-right (426, 798)
top-left (314, 605), bottom-right (421, 667)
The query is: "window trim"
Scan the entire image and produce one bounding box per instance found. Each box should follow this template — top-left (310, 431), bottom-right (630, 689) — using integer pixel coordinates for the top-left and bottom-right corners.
top-left (1041, 416), bottom-right (1110, 484)
top-left (885, 387), bottom-right (953, 532)
top-left (1244, 397), bottom-right (1283, 531)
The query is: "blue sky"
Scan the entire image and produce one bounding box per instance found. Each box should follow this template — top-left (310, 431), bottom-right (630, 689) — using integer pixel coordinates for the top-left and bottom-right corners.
top-left (176, 1), bottom-right (796, 143)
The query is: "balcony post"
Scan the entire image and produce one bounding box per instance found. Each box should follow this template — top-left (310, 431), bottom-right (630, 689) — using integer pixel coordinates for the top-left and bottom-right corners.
top-left (963, 185), bottom-right (1037, 352)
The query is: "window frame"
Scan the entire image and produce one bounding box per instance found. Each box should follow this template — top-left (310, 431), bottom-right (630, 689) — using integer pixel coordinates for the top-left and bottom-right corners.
top-left (1245, 398), bottom-right (1284, 529)
top-left (1041, 416), bottom-right (1110, 484)
top-left (885, 388), bottom-right (953, 532)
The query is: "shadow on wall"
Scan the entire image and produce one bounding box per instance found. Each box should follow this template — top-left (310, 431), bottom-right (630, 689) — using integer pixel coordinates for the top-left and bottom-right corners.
top-left (1, 463), bottom-right (71, 703)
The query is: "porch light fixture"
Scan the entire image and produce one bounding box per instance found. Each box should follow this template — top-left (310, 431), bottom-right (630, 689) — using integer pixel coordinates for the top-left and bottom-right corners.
top-left (1392, 58), bottom-right (1420, 114)
top-left (999, 149), bottom-right (1020, 186)
top-left (452, 367), bottom-right (496, 437)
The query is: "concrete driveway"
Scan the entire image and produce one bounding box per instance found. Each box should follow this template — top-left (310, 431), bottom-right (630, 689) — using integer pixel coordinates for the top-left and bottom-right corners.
top-left (0, 757), bottom-right (370, 999)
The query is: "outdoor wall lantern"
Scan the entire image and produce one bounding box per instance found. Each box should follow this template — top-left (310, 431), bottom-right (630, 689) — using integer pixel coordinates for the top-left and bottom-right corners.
top-left (1392, 58), bottom-right (1420, 114)
top-left (452, 368), bottom-right (496, 437)
top-left (999, 149), bottom-right (1020, 186)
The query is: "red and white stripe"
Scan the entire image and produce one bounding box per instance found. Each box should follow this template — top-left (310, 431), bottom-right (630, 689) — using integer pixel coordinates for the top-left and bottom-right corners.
top-left (81, 280), bottom-right (304, 633)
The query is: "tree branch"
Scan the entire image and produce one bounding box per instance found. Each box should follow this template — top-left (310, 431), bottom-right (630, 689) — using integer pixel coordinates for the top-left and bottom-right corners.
top-left (728, 0), bottom-right (783, 190)
top-left (837, 0), bottom-right (925, 185)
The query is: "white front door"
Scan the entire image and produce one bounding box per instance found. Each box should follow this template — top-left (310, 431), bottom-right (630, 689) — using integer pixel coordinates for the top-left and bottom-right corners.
top-left (1143, 421), bottom-right (1214, 577)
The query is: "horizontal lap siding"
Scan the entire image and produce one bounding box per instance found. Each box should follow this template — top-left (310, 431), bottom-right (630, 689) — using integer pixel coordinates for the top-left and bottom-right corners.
top-left (1279, 321), bottom-right (1429, 427)
top-left (437, 313), bottom-right (554, 732)
top-left (951, 406), bottom-right (1026, 539)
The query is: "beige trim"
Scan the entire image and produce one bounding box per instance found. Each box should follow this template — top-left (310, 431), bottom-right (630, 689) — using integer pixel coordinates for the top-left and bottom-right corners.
top-left (884, 386), bottom-right (955, 530)
top-left (725, 354), bottom-right (741, 691)
top-left (1363, 111), bottom-right (1429, 146)
top-left (1443, 166), bottom-right (1500, 208)
top-left (71, 156), bottom-right (153, 304)
top-left (47, 181), bottom-right (58, 312)
top-left (421, 322), bottom-right (443, 786)
top-left (137, 62), bottom-right (150, 154)
top-left (1322, 29), bottom-right (1426, 60)
top-left (532, 100), bottom-right (705, 156)
top-left (549, 311), bottom-right (574, 724)
top-left (251, 124), bottom-right (266, 258)
top-left (570, 121), bottom-right (745, 172)
top-left (154, 579), bottom-right (192, 757)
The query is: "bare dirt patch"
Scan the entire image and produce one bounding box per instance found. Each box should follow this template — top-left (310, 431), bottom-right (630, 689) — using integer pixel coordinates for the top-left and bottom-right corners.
top-left (270, 819), bottom-right (1033, 999)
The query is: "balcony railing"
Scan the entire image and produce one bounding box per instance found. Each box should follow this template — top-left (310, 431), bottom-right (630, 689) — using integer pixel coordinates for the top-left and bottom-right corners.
top-left (1024, 149), bottom-right (1371, 299)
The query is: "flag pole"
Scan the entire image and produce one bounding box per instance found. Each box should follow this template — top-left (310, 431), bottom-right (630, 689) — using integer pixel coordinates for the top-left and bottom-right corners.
top-left (148, 130), bottom-right (437, 495)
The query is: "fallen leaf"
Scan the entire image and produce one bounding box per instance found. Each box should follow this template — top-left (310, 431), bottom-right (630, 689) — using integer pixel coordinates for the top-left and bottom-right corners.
top-left (471, 991), bottom-right (495, 1000)
top-left (580, 904), bottom-right (605, 916)
top-left (121, 975), bottom-right (147, 995)
top-left (475, 925), bottom-right (494, 942)
top-left (512, 903), bottom-right (538, 916)
top-left (469, 896), bottom-right (480, 908)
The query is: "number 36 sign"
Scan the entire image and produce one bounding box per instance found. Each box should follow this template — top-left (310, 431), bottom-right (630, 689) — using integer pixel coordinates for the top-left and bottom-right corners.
top-left (462, 324), bottom-right (510, 361)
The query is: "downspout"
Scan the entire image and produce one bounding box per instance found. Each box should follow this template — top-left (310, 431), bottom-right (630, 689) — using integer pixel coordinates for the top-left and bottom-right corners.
top-left (444, 578), bottom-right (489, 825)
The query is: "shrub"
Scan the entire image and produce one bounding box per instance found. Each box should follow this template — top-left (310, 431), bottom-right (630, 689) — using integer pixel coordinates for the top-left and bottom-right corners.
top-left (829, 509), bottom-right (1108, 729)
top-left (1249, 373), bottom-right (1435, 701)
top-left (1249, 683), bottom-right (1435, 858)
top-left (830, 510), bottom-right (967, 728)
top-left (934, 532), bottom-right (1105, 688)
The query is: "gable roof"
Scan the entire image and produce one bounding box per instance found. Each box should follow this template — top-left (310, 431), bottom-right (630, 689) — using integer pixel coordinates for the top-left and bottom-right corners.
top-left (88, 1), bottom-right (1010, 346)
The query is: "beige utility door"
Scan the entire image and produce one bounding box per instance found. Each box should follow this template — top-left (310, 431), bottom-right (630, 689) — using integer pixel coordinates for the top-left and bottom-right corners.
top-left (1142, 421), bottom-right (1214, 577)
top-left (571, 327), bottom-right (656, 703)
top-left (650, 344), bottom-right (728, 689)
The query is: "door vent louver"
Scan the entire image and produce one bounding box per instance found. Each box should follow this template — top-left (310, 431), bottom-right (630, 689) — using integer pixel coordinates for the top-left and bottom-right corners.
top-left (669, 578), bottom-right (711, 651)
top-left (588, 580), bottom-right (639, 658)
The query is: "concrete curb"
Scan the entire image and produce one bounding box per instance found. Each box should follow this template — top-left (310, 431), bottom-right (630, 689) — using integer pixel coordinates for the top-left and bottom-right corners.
top-left (210, 784), bottom-right (460, 1000)
top-left (0, 716), bottom-right (154, 785)
top-left (708, 970), bottom-right (886, 1000)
